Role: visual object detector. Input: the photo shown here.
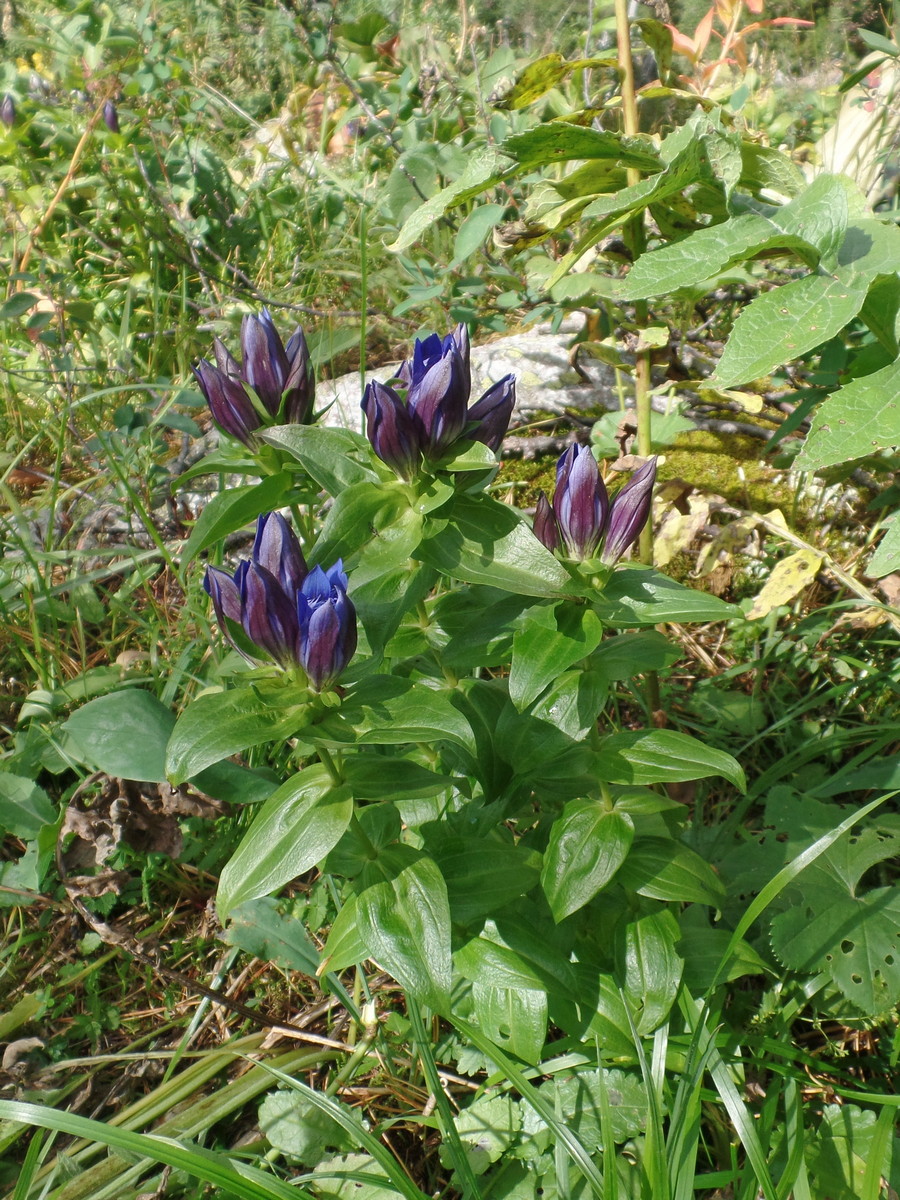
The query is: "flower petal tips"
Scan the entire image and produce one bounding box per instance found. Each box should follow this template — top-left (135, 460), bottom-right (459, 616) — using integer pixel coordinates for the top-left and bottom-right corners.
top-left (601, 456), bottom-right (657, 565)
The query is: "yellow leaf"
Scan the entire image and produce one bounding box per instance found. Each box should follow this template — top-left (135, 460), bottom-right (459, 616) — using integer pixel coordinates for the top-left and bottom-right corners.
top-left (746, 551), bottom-right (823, 620)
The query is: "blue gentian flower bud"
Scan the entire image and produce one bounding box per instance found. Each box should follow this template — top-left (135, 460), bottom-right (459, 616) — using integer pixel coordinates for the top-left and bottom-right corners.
top-left (361, 324), bottom-right (515, 475)
top-left (554, 444), bottom-right (609, 560)
top-left (601, 457), bottom-right (657, 565)
top-left (467, 375), bottom-right (516, 451)
top-left (192, 358), bottom-right (262, 447)
top-left (203, 514), bottom-right (356, 690)
top-left (362, 379), bottom-right (422, 480)
top-left (1, 94), bottom-right (15, 128)
top-left (297, 562), bottom-right (358, 690)
top-left (102, 100), bottom-right (119, 133)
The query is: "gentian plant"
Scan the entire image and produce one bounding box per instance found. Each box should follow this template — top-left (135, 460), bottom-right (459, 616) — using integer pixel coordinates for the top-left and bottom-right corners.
top-left (168, 321), bottom-right (744, 1053)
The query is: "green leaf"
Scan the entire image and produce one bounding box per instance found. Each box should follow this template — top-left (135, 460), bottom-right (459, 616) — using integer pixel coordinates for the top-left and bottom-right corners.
top-left (341, 757), bottom-right (451, 802)
top-left (795, 356), bottom-right (900, 470)
top-left (472, 984), bottom-right (547, 1064)
top-left (321, 894), bottom-right (368, 973)
top-left (550, 1069), bottom-right (649, 1148)
top-left (356, 846), bottom-right (452, 1012)
top-left (837, 217), bottom-right (900, 275)
top-left (774, 172), bottom-right (850, 264)
top-left (596, 729), bottom-right (746, 791)
top-left (166, 687), bottom-right (312, 784)
top-left (712, 266), bottom-right (874, 389)
top-left (0, 774), bottom-right (56, 839)
top-left (311, 480), bottom-right (414, 569)
top-left (617, 837), bottom-right (726, 906)
top-left (618, 909), bottom-right (683, 1033)
top-left (418, 495), bottom-right (571, 597)
top-left (455, 912), bottom-right (578, 994)
top-left (318, 677), bottom-right (474, 751)
top-left (591, 566), bottom-right (739, 624)
top-left (503, 124), bottom-right (660, 172)
top-left (389, 146), bottom-right (510, 253)
top-left (430, 586), bottom-right (529, 671)
top-left (591, 630), bottom-right (681, 682)
top-left (451, 204), bottom-right (507, 266)
top-left (0, 293), bottom-right (40, 320)
top-left (618, 212), bottom-right (813, 300)
top-left (430, 834), bottom-right (542, 924)
top-left (217, 765), bottom-right (353, 915)
top-left (224, 897), bottom-right (321, 976)
top-left (178, 473), bottom-right (294, 567)
top-left (62, 689), bottom-right (175, 782)
top-left (258, 1090), bottom-right (359, 1165)
top-left (541, 802), bottom-right (634, 921)
top-left (262, 425), bottom-right (381, 494)
top-left (509, 602), bottom-right (605, 709)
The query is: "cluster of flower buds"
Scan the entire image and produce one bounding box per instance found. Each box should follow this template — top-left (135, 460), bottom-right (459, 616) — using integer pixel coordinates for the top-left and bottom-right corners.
top-left (361, 324), bottom-right (515, 478)
top-left (193, 310), bottom-right (315, 447)
top-left (204, 513), bottom-right (356, 691)
top-left (534, 445), bottom-right (657, 565)
top-left (1, 95), bottom-right (15, 128)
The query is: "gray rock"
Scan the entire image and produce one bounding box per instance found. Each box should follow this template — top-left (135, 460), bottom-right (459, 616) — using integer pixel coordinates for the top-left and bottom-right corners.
top-left (316, 313), bottom-right (620, 430)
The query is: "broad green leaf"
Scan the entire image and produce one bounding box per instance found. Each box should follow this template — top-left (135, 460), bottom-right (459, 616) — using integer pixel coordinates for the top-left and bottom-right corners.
top-left (455, 911), bottom-right (578, 994)
top-left (321, 894), bottom-right (368, 973)
top-left (509, 602), bottom-right (605, 710)
top-left (258, 1090), bottom-right (359, 1164)
top-left (262, 425), bottom-right (381, 494)
top-left (418, 495), bottom-right (571, 597)
top-left (503, 124), bottom-right (661, 172)
top-left (618, 910), bottom-right (683, 1033)
top-left (430, 586), bottom-right (529, 670)
top-left (773, 172), bottom-right (850, 264)
top-left (224, 897), bottom-right (321, 976)
top-left (617, 837), bottom-right (726, 906)
top-left (311, 480), bottom-right (414, 570)
top-left (167, 686), bottom-right (312, 784)
top-left (738, 140), bottom-right (806, 198)
top-left (389, 146), bottom-right (510, 253)
top-left (712, 266), bottom-right (873, 389)
top-left (356, 846), bottom-right (452, 1012)
top-left (472, 983), bottom-right (547, 1064)
top-left (341, 757), bottom-right (451, 802)
top-left (541, 802), bottom-right (634, 921)
top-left (528, 668), bottom-right (607, 743)
top-left (179, 473), bottom-right (294, 567)
top-left (580, 138), bottom-right (710, 223)
top-left (858, 271), bottom-right (900, 355)
top-left (62, 689), bottom-right (175, 782)
top-left (0, 292), bottom-right (40, 319)
top-left (550, 1069), bottom-right (649, 1148)
top-left (0, 774), bottom-right (55, 839)
top-left (795, 356), bottom-right (900, 470)
top-left (549, 966), bottom-right (636, 1056)
top-left (618, 212), bottom-right (812, 300)
top-left (317, 677), bottom-right (474, 750)
top-left (591, 631), bottom-right (681, 682)
top-left (451, 204), bottom-right (507, 266)
top-left (596, 729), bottom-right (745, 791)
top-left (430, 834), bottom-right (541, 924)
top-left (591, 566), bottom-right (739, 624)
top-left (837, 217), bottom-right (900, 275)
top-left (217, 765), bottom-right (353, 914)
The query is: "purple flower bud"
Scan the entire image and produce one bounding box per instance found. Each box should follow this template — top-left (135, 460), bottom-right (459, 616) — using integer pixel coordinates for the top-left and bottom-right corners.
top-left (362, 379), bottom-right (422, 479)
top-left (282, 325), bottom-right (315, 424)
top-left (1, 94), bottom-right (15, 128)
top-left (297, 561), bottom-right (357, 690)
top-left (406, 334), bottom-right (469, 456)
top-left (192, 358), bottom-right (262, 447)
top-left (533, 491), bottom-right (559, 553)
top-left (601, 457), bottom-right (657, 565)
top-left (241, 309), bottom-right (291, 417)
top-left (467, 374), bottom-right (515, 451)
top-left (102, 100), bottom-right (120, 133)
top-left (204, 515), bottom-right (356, 688)
top-left (554, 444), bottom-right (609, 560)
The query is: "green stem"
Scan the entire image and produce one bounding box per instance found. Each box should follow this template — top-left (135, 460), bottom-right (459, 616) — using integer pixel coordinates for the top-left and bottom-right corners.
top-left (317, 746), bottom-right (343, 786)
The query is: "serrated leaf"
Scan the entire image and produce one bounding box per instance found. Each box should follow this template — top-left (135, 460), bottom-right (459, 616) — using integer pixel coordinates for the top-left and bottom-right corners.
top-left (388, 147), bottom-right (510, 253)
top-left (503, 124), bottom-right (661, 173)
top-left (770, 887), bottom-right (900, 1014)
top-left (713, 266), bottom-right (874, 389)
top-left (795, 356), bottom-right (900, 470)
top-left (745, 550), bottom-right (823, 619)
top-left (619, 212), bottom-right (812, 300)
